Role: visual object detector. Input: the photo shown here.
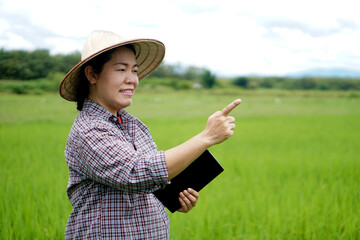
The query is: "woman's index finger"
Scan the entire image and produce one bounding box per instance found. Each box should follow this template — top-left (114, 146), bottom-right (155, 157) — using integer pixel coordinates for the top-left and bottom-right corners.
top-left (221, 99), bottom-right (242, 116)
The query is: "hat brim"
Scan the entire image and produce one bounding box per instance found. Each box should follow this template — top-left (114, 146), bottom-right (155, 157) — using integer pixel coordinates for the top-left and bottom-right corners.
top-left (59, 39), bottom-right (165, 101)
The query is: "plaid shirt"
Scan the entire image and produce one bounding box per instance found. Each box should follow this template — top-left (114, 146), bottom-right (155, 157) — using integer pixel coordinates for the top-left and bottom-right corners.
top-left (64, 99), bottom-right (170, 239)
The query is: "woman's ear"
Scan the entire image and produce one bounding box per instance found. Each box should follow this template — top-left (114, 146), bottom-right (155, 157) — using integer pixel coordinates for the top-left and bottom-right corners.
top-left (84, 65), bottom-right (98, 85)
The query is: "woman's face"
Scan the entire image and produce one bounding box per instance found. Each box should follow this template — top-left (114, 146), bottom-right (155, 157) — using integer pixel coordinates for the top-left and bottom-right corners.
top-left (87, 47), bottom-right (139, 115)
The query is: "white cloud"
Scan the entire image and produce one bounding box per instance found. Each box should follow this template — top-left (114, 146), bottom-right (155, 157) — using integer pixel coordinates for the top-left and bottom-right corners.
top-left (3, 32), bottom-right (34, 49)
top-left (1, 0), bottom-right (360, 76)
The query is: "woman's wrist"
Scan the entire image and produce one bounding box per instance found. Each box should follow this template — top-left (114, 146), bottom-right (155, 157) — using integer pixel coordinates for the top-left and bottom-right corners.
top-left (191, 132), bottom-right (210, 151)
top-left (196, 130), bottom-right (215, 149)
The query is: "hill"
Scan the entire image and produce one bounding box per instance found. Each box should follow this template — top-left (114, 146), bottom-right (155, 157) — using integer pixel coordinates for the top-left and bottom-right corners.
top-left (289, 68), bottom-right (360, 78)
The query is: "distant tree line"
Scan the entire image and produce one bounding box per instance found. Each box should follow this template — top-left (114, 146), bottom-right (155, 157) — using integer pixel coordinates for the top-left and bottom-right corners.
top-left (1, 49), bottom-right (360, 91)
top-left (0, 49), bottom-right (216, 89)
top-left (145, 62), bottom-right (217, 88)
top-left (232, 76), bottom-right (360, 91)
top-left (0, 49), bottom-right (80, 80)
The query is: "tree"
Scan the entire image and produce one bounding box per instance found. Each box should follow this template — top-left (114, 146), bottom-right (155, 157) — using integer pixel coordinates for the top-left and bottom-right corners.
top-left (184, 66), bottom-right (203, 81)
top-left (150, 62), bottom-right (176, 78)
top-left (233, 76), bottom-right (248, 88)
top-left (53, 52), bottom-right (81, 73)
top-left (201, 69), bottom-right (216, 88)
top-left (0, 49), bottom-right (54, 80)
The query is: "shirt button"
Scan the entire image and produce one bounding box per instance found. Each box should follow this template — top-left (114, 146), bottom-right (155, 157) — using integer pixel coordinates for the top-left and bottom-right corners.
top-left (109, 116), bottom-right (117, 122)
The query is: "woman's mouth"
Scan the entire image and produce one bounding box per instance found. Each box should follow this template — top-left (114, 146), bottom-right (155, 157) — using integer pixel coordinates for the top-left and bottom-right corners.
top-left (119, 89), bottom-right (134, 96)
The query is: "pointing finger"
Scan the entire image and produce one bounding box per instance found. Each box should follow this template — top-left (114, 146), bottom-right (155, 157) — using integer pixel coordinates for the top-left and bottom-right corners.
top-left (221, 99), bottom-right (242, 116)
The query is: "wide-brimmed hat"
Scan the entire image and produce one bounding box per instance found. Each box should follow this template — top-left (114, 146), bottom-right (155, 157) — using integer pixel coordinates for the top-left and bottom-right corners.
top-left (59, 30), bottom-right (165, 101)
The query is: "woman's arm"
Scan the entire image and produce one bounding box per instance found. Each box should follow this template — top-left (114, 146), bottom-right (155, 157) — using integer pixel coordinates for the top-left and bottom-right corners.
top-left (165, 99), bottom-right (241, 180)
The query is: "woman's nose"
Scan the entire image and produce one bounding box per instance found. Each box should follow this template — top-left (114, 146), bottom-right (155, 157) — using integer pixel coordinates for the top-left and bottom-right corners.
top-left (124, 71), bottom-right (139, 84)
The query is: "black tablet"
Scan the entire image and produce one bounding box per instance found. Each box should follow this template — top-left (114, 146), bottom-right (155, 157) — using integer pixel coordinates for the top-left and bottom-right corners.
top-left (153, 150), bottom-right (224, 213)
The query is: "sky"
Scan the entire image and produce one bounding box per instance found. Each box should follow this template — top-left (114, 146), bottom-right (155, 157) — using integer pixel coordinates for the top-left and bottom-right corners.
top-left (1, 0), bottom-right (360, 77)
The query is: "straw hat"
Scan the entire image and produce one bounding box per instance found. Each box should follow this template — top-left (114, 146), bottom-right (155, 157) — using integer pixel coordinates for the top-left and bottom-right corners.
top-left (59, 30), bottom-right (165, 101)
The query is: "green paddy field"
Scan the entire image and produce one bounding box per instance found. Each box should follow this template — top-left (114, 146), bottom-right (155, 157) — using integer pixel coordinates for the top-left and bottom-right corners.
top-left (0, 89), bottom-right (359, 239)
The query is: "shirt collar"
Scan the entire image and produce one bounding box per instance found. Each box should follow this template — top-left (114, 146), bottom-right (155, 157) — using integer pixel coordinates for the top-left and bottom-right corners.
top-left (82, 99), bottom-right (133, 123)
top-left (83, 99), bottom-right (115, 120)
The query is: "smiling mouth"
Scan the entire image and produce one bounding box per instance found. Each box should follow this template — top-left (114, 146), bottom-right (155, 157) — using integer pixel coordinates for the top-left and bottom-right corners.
top-left (119, 89), bottom-right (133, 93)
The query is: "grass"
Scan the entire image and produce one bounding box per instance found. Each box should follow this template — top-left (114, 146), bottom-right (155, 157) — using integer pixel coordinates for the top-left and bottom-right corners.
top-left (0, 89), bottom-right (359, 239)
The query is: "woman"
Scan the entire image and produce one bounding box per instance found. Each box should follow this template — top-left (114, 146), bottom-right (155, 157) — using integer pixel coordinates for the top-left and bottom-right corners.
top-left (59, 30), bottom-right (241, 239)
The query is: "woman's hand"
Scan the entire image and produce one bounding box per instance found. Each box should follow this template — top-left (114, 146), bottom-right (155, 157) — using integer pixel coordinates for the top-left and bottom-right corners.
top-left (177, 188), bottom-right (199, 213)
top-left (164, 99), bottom-right (241, 180)
top-left (201, 99), bottom-right (242, 146)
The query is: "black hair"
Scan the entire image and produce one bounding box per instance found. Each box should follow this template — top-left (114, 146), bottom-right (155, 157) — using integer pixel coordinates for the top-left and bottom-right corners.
top-left (75, 44), bottom-right (136, 111)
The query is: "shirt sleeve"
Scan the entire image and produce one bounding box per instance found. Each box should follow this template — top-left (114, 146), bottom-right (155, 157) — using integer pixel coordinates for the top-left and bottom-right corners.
top-left (75, 123), bottom-right (169, 194)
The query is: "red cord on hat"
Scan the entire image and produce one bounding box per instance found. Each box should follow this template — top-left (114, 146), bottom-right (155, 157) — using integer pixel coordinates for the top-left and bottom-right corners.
top-left (117, 115), bottom-right (122, 124)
